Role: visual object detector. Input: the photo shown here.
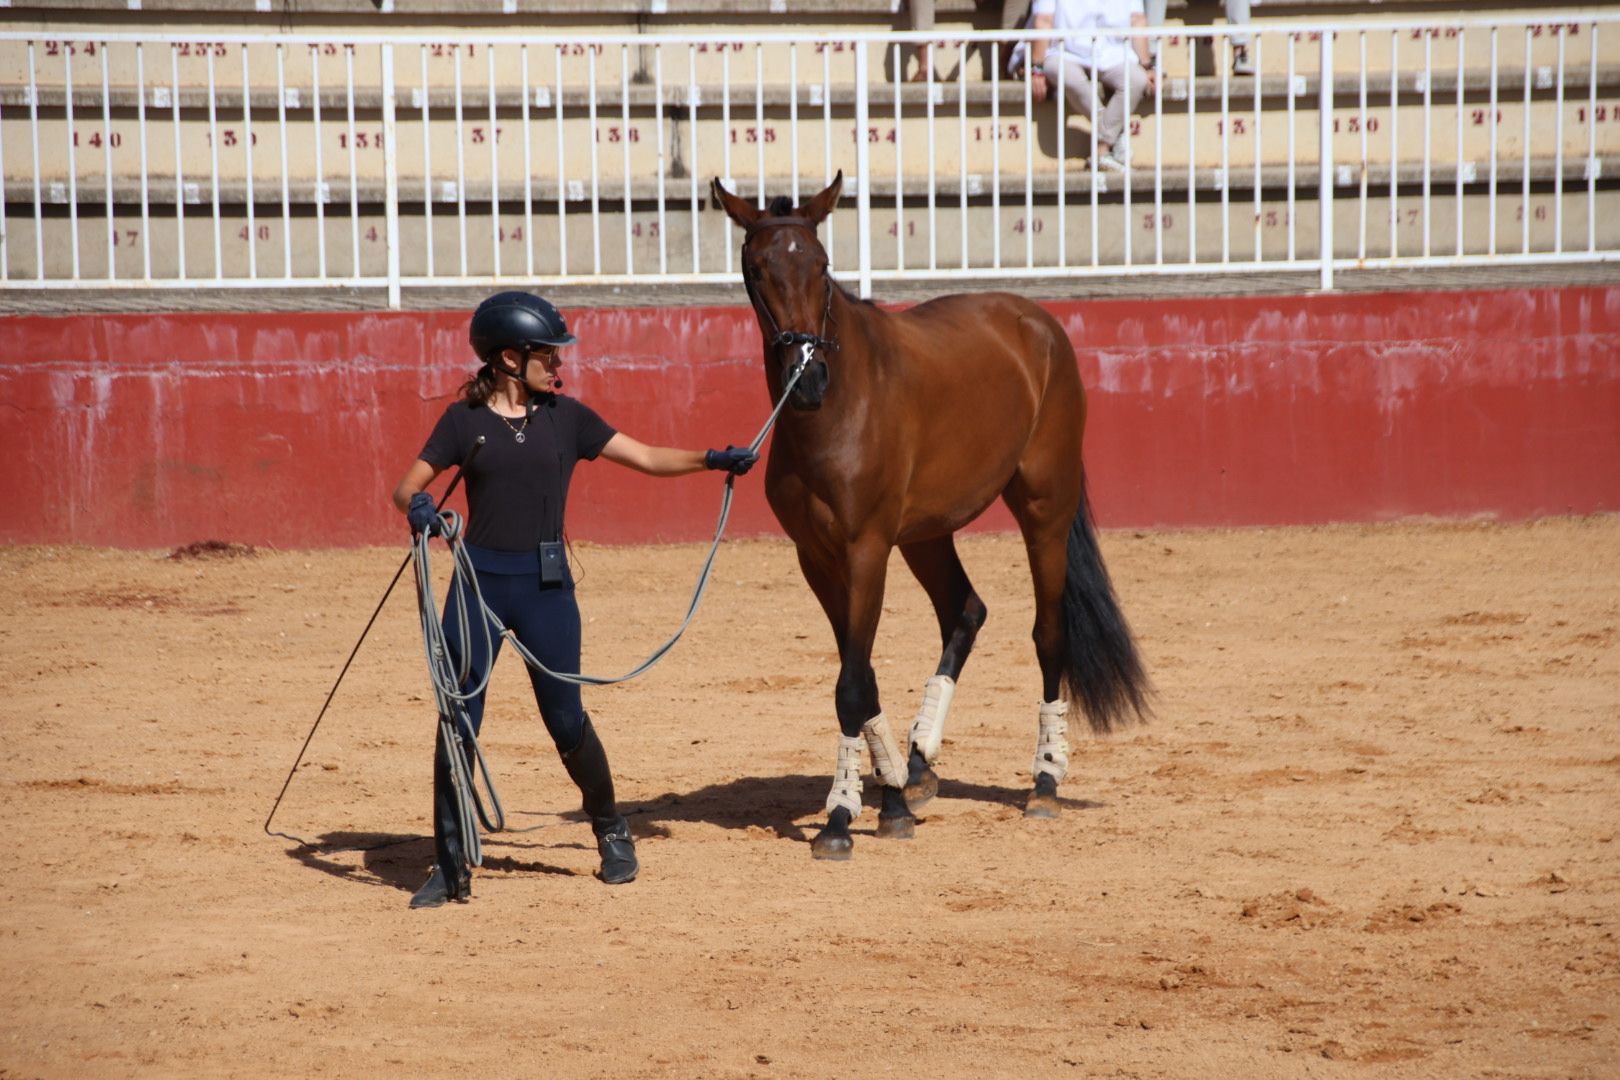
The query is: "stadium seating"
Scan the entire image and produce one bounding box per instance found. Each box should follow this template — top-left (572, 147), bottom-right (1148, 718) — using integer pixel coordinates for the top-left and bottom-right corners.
top-left (1, 1), bottom-right (1616, 284)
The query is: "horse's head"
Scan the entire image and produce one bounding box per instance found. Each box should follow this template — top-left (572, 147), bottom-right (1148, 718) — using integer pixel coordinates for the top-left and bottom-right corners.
top-left (712, 172), bottom-right (843, 411)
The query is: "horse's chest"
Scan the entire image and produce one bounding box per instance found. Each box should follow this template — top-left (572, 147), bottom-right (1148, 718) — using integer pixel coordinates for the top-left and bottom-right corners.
top-left (766, 473), bottom-right (840, 541)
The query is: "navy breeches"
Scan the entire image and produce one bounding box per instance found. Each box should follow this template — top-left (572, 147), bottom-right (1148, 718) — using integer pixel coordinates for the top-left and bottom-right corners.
top-left (440, 567), bottom-right (587, 755)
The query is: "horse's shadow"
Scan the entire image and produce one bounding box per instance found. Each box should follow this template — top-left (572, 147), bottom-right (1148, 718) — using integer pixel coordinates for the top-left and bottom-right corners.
top-left (626, 773), bottom-right (828, 843)
top-left (936, 775), bottom-right (1106, 815)
top-left (626, 772), bottom-right (1106, 844)
top-left (281, 774), bottom-right (1105, 893)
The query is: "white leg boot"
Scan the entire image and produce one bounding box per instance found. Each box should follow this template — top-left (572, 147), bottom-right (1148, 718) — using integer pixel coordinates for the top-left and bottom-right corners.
top-left (862, 713), bottom-right (907, 789)
top-left (1026, 698), bottom-right (1070, 819)
top-left (817, 715), bottom-right (915, 856)
top-left (863, 713), bottom-right (916, 839)
top-left (907, 674), bottom-right (956, 764)
top-left (824, 734), bottom-right (864, 819)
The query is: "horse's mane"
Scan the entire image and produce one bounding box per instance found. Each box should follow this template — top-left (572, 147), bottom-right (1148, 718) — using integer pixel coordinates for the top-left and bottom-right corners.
top-left (832, 277), bottom-right (873, 308)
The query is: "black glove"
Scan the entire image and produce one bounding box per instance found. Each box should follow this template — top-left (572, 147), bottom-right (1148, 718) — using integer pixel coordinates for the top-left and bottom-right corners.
top-left (704, 445), bottom-right (759, 476)
top-left (407, 491), bottom-right (443, 536)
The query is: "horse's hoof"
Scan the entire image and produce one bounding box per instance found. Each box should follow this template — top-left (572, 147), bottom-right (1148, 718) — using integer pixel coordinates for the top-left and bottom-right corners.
top-left (1024, 791), bottom-right (1061, 819)
top-left (810, 830), bottom-right (854, 861)
top-left (875, 814), bottom-right (916, 840)
top-left (903, 767), bottom-right (939, 813)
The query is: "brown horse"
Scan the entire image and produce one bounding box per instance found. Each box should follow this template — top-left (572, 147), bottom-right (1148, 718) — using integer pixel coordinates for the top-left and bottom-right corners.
top-left (713, 173), bottom-right (1150, 859)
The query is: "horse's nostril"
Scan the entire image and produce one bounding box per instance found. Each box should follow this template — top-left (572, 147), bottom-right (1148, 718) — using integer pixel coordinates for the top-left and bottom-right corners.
top-left (788, 361), bottom-right (829, 408)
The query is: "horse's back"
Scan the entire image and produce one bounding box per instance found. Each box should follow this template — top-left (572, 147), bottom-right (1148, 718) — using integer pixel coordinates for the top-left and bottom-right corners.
top-left (896, 291), bottom-right (1076, 368)
top-left (900, 289), bottom-right (1057, 328)
top-left (891, 290), bottom-right (1082, 410)
top-left (867, 289), bottom-right (1085, 541)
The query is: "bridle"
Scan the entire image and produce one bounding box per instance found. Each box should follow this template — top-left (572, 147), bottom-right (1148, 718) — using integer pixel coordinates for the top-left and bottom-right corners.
top-left (741, 215), bottom-right (839, 363)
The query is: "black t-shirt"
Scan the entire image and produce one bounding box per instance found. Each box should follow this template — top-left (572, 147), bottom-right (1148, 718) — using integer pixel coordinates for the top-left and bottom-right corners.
top-left (419, 395), bottom-right (617, 552)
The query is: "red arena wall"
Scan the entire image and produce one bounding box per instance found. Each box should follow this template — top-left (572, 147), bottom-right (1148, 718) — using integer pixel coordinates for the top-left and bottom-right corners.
top-left (1, 285), bottom-right (1616, 548)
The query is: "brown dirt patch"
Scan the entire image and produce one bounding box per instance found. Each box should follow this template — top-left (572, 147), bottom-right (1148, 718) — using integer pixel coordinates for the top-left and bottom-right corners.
top-left (2, 516), bottom-right (1617, 1076)
top-left (167, 540), bottom-right (258, 561)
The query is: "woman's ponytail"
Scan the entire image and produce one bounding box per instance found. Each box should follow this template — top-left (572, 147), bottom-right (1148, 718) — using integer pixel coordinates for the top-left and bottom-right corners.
top-left (459, 363), bottom-right (499, 406)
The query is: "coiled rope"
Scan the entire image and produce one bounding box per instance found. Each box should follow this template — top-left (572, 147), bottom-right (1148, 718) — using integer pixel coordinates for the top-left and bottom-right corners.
top-left (412, 516), bottom-right (506, 866)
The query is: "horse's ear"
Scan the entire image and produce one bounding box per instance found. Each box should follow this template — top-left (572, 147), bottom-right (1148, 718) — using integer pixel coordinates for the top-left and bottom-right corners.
top-left (799, 170), bottom-right (843, 228)
top-left (711, 177), bottom-right (759, 229)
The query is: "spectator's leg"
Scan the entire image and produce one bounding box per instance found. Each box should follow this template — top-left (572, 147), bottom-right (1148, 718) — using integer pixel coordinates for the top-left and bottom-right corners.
top-left (909, 0), bottom-right (936, 82)
top-left (1144, 0), bottom-right (1169, 64)
top-left (1042, 52), bottom-right (1101, 152)
top-left (1098, 63), bottom-right (1149, 154)
top-left (1225, 0), bottom-right (1252, 48)
top-left (986, 0), bottom-right (1031, 80)
top-left (1226, 0), bottom-right (1253, 74)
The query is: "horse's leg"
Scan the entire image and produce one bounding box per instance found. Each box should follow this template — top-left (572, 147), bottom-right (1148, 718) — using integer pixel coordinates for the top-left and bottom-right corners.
top-left (1004, 480), bottom-right (1077, 820)
top-left (790, 546), bottom-right (863, 857)
top-left (793, 546), bottom-right (848, 655)
top-left (897, 535), bottom-right (988, 812)
top-left (810, 539), bottom-right (914, 860)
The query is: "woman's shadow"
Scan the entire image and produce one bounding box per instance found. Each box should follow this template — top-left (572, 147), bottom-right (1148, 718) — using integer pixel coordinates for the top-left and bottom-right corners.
top-left (283, 824), bottom-right (593, 894)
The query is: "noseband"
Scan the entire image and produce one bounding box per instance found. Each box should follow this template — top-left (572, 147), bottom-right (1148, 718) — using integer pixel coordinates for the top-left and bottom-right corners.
top-left (742, 215), bottom-right (839, 358)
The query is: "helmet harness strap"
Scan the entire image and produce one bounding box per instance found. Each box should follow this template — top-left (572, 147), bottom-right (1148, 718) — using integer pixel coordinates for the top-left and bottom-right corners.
top-left (483, 345), bottom-right (548, 422)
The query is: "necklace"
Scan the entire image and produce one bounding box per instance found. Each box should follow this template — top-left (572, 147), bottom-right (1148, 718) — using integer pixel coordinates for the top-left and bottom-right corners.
top-left (492, 406), bottom-right (529, 443)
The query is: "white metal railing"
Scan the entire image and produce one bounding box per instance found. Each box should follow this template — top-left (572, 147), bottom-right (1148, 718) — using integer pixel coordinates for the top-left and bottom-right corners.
top-left (0, 13), bottom-right (1615, 305)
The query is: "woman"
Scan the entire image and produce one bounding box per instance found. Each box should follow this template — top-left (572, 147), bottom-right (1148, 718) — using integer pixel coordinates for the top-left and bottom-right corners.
top-left (392, 291), bottom-right (757, 909)
top-left (1027, 0), bottom-right (1158, 173)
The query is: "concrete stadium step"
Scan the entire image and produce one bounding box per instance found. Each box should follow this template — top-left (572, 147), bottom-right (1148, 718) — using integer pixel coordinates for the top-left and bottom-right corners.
top-left (7, 185), bottom-right (1614, 282)
top-left (7, 62), bottom-right (1616, 112)
top-left (4, 112), bottom-right (668, 187)
top-left (4, 0), bottom-right (991, 15)
top-left (681, 99), bottom-right (1615, 175)
top-left (2, 15), bottom-right (1609, 96)
top-left (4, 0), bottom-right (1590, 15)
top-left (8, 155), bottom-right (1611, 210)
top-left (1154, 19), bottom-right (1614, 79)
top-left (8, 97), bottom-right (1616, 189)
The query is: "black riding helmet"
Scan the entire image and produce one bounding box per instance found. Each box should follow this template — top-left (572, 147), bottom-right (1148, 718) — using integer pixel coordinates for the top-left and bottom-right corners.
top-left (468, 291), bottom-right (577, 365)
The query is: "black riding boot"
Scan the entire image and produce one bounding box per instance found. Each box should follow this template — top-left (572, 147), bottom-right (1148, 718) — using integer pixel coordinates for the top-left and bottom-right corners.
top-left (411, 718), bottom-right (474, 909)
top-left (561, 715), bottom-right (639, 885)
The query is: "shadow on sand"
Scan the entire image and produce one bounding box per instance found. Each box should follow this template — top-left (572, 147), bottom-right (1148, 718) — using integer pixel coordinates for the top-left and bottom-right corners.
top-left (283, 826), bottom-right (588, 894)
top-left (625, 772), bottom-right (1106, 845)
top-left (279, 773), bottom-right (1105, 892)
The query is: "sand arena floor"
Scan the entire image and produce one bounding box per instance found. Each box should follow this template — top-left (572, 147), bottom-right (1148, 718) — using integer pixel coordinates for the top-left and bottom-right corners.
top-left (2, 517), bottom-right (1616, 1077)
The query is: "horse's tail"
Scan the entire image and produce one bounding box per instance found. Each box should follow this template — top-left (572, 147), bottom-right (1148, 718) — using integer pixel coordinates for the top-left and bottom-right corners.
top-left (1061, 476), bottom-right (1152, 734)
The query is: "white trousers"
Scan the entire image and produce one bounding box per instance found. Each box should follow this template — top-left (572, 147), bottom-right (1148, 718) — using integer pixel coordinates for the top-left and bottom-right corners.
top-left (1144, 0), bottom-right (1252, 51)
top-left (1041, 54), bottom-right (1150, 152)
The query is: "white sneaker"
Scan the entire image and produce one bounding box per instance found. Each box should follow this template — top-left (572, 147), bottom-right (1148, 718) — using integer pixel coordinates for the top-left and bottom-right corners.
top-left (1097, 149), bottom-right (1127, 173)
top-left (1231, 46), bottom-right (1253, 76)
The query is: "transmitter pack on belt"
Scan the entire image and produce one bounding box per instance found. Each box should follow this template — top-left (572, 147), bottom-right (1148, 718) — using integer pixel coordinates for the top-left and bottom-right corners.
top-left (538, 540), bottom-right (566, 584)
